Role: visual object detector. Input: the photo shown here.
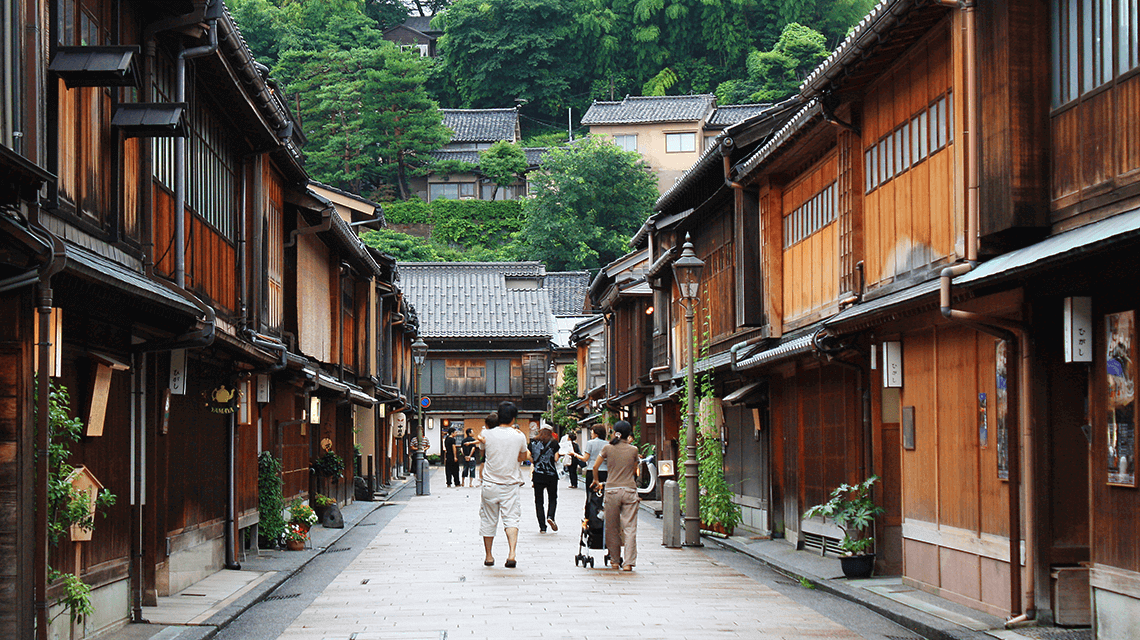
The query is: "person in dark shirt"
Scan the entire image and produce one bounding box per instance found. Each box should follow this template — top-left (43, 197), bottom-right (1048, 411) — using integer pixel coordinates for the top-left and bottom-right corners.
top-left (461, 428), bottom-right (478, 487)
top-left (530, 426), bottom-right (561, 532)
top-left (444, 427), bottom-right (461, 488)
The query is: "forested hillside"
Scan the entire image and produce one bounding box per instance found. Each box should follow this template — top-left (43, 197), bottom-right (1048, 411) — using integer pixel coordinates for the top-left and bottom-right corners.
top-left (228, 0), bottom-right (874, 269)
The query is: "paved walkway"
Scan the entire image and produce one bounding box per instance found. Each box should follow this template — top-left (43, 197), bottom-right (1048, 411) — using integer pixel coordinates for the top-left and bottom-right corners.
top-left (276, 475), bottom-right (864, 640)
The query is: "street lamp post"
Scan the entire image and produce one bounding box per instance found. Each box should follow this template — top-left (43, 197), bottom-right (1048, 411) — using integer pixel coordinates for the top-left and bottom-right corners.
top-left (546, 361), bottom-right (558, 428)
top-left (411, 337), bottom-right (429, 496)
top-left (672, 233), bottom-right (705, 547)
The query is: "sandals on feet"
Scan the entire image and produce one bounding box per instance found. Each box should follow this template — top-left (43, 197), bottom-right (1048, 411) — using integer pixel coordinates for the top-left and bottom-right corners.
top-left (484, 559), bottom-right (494, 566)
top-left (504, 559), bottom-right (517, 568)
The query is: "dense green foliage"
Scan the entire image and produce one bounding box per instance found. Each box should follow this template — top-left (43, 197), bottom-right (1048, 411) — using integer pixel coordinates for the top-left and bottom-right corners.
top-left (716, 23), bottom-right (830, 104)
top-left (39, 383), bottom-right (117, 623)
top-left (520, 136), bottom-right (656, 271)
top-left (435, 0), bottom-right (588, 114)
top-left (678, 313), bottom-right (742, 533)
top-left (226, 0), bottom-right (877, 261)
top-left (258, 451), bottom-right (286, 547)
top-left (275, 44), bottom-right (450, 198)
top-left (543, 363), bottom-right (581, 433)
top-left (362, 199), bottom-right (524, 262)
top-left (479, 141), bottom-right (529, 199)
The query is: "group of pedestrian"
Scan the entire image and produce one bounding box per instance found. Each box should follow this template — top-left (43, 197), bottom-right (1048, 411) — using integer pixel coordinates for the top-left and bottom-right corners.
top-left (474, 401), bottom-right (640, 572)
top-left (444, 426), bottom-right (480, 488)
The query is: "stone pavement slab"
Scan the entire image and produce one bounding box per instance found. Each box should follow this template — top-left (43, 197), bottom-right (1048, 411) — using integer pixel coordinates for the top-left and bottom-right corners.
top-left (277, 473), bottom-right (869, 640)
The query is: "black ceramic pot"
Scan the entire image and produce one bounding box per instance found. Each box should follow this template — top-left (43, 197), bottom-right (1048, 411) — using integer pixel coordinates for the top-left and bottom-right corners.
top-left (840, 553), bottom-right (875, 579)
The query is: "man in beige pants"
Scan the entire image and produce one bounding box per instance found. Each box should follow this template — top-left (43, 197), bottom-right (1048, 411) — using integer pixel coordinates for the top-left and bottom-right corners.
top-left (592, 420), bottom-right (640, 571)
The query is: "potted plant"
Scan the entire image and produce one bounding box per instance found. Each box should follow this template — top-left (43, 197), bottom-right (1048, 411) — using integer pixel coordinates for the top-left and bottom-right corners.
top-left (311, 493), bottom-right (335, 522)
top-left (802, 476), bottom-right (884, 578)
top-left (288, 498), bottom-right (318, 532)
top-left (310, 450), bottom-right (345, 478)
top-left (283, 523), bottom-right (308, 551)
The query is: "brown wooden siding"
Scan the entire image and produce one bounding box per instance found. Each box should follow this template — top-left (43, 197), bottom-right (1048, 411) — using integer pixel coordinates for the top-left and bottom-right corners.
top-left (614, 299), bottom-right (652, 391)
top-left (899, 315), bottom-right (1012, 537)
top-left (264, 165), bottom-right (285, 332)
top-left (1051, 68), bottom-right (1140, 220)
top-left (153, 185), bottom-right (237, 313)
top-left (782, 152), bottom-right (839, 325)
top-left (838, 127), bottom-right (864, 296)
top-left (693, 209), bottom-right (735, 344)
top-left (862, 21), bottom-right (959, 287)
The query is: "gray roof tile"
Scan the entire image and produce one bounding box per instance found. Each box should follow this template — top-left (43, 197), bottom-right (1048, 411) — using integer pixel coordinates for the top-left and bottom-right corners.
top-left (398, 262), bottom-right (554, 339)
top-left (401, 16), bottom-right (441, 35)
top-left (707, 103), bottom-right (773, 127)
top-left (545, 271), bottom-right (591, 315)
top-left (441, 108), bottom-right (519, 143)
top-left (429, 147), bottom-right (548, 167)
top-left (581, 94), bottom-right (716, 126)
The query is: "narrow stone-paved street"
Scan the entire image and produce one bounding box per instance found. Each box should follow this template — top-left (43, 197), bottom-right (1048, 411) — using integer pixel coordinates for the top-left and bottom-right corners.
top-left (270, 471), bottom-right (889, 640)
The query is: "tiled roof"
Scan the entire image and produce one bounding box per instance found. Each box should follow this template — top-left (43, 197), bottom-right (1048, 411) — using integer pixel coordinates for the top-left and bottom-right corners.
top-left (441, 108), bottom-right (518, 143)
top-left (428, 147), bottom-right (549, 168)
top-left (401, 16), bottom-right (441, 36)
top-left (580, 94), bottom-right (716, 126)
top-left (545, 271), bottom-right (591, 315)
top-left (397, 262), bottom-right (554, 339)
top-left (707, 103), bottom-right (773, 127)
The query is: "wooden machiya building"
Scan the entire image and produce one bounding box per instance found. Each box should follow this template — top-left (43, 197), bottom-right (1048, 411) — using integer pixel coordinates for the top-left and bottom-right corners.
top-left (398, 262), bottom-right (561, 449)
top-left (631, 0), bottom-right (1140, 634)
top-left (0, 1), bottom-right (412, 637)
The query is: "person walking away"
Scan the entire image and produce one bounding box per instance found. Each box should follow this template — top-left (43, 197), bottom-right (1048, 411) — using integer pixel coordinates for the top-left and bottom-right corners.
top-left (530, 427), bottom-right (561, 532)
top-left (593, 420), bottom-right (640, 571)
top-left (476, 402), bottom-right (529, 567)
top-left (444, 427), bottom-right (461, 487)
top-left (461, 428), bottom-right (478, 487)
top-left (579, 424), bottom-right (609, 488)
top-left (565, 432), bottom-right (581, 488)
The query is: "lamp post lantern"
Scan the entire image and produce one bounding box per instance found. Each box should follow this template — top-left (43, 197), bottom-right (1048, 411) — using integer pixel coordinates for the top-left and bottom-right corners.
top-left (672, 233), bottom-right (705, 547)
top-left (546, 361), bottom-right (558, 431)
top-left (411, 337), bottom-right (429, 495)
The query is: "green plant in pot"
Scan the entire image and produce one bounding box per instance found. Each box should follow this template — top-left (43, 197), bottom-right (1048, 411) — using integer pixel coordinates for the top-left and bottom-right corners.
top-left (802, 475), bottom-right (884, 578)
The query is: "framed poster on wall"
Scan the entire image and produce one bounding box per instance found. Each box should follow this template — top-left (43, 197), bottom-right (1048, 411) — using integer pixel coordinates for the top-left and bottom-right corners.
top-left (996, 340), bottom-right (1009, 480)
top-left (1106, 311), bottom-right (1137, 487)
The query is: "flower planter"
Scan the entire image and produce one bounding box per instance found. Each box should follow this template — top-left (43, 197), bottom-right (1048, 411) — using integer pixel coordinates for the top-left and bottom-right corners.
top-left (285, 538), bottom-right (305, 551)
top-left (700, 521), bottom-right (734, 537)
top-left (839, 553), bottom-right (875, 579)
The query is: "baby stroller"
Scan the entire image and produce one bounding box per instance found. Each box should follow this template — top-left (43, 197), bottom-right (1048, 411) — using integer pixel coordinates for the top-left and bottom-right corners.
top-left (574, 487), bottom-right (605, 567)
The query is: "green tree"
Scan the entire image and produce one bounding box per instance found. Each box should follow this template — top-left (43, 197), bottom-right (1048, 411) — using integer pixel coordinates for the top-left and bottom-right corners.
top-left (361, 228), bottom-right (448, 261)
top-left (479, 141), bottom-right (528, 199)
top-left (363, 0), bottom-right (409, 30)
top-left (276, 0), bottom-right (386, 52)
top-left (277, 45), bottom-right (449, 197)
top-left (543, 362), bottom-right (581, 433)
top-left (519, 136), bottom-right (656, 271)
top-left (437, 0), bottom-right (588, 114)
top-left (228, 0), bottom-right (286, 64)
top-left (371, 48), bottom-right (453, 198)
top-left (716, 23), bottom-right (829, 104)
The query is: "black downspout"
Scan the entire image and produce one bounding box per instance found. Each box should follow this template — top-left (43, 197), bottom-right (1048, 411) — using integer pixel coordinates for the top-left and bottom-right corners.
top-left (224, 411), bottom-right (240, 569)
top-left (33, 211), bottom-right (65, 640)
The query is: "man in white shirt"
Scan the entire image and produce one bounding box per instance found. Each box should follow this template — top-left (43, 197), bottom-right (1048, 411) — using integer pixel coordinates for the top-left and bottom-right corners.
top-left (476, 401), bottom-right (529, 568)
